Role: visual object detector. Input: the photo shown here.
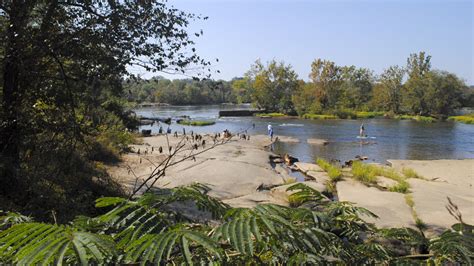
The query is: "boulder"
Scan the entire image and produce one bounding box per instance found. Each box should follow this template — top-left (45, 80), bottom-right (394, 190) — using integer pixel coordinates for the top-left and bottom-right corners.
top-left (294, 162), bottom-right (324, 173)
top-left (337, 180), bottom-right (415, 228)
top-left (306, 171), bottom-right (330, 183)
top-left (376, 176), bottom-right (398, 189)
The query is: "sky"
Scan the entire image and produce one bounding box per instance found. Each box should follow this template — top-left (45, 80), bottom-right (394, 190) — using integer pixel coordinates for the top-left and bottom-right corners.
top-left (135, 0), bottom-right (473, 84)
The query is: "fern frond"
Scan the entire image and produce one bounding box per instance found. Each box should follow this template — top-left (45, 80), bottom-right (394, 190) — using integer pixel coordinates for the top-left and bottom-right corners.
top-left (0, 223), bottom-right (116, 265)
top-left (124, 225), bottom-right (222, 265)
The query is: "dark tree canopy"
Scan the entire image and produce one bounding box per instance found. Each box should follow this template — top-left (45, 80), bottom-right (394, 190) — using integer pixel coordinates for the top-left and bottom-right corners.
top-left (0, 0), bottom-right (211, 220)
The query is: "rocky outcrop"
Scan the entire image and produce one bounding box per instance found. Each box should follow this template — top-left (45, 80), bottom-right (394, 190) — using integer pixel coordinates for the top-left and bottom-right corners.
top-left (337, 180), bottom-right (415, 228)
top-left (307, 138), bottom-right (329, 145)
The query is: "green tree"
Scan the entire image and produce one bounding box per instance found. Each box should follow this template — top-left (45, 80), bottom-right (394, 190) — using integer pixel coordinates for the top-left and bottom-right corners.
top-left (403, 52), bottom-right (432, 115)
top-left (309, 59), bottom-right (343, 110)
top-left (0, 1), bottom-right (209, 220)
top-left (372, 66), bottom-right (405, 113)
top-left (231, 77), bottom-right (254, 103)
top-left (249, 60), bottom-right (300, 114)
top-left (425, 71), bottom-right (465, 116)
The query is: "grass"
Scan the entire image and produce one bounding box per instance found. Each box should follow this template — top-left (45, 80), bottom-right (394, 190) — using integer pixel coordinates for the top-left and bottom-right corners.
top-left (351, 161), bottom-right (378, 184)
top-left (256, 112), bottom-right (286, 117)
top-left (388, 181), bottom-right (410, 193)
top-left (177, 120), bottom-right (216, 126)
top-left (404, 194), bottom-right (427, 231)
top-left (402, 168), bottom-right (425, 180)
top-left (351, 161), bottom-right (411, 193)
top-left (302, 114), bottom-right (338, 120)
top-left (448, 114), bottom-right (474, 124)
top-left (404, 194), bottom-right (414, 208)
top-left (316, 158), bottom-right (342, 182)
top-left (395, 115), bottom-right (436, 123)
top-left (355, 111), bottom-right (385, 119)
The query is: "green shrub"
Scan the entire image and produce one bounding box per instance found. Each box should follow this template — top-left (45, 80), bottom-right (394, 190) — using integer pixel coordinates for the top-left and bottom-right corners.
top-left (302, 114), bottom-right (338, 120)
top-left (177, 120), bottom-right (216, 126)
top-left (448, 115), bottom-right (474, 124)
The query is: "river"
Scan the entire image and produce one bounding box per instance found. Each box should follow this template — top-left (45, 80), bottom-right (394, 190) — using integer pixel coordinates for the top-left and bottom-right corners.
top-left (136, 104), bottom-right (474, 164)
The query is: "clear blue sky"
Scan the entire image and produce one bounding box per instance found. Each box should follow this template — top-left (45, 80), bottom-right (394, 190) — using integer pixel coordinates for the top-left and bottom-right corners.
top-left (144, 0), bottom-right (474, 84)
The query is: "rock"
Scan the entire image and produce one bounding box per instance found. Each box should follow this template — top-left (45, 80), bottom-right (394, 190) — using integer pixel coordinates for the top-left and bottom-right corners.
top-left (376, 176), bottom-right (398, 189)
top-left (307, 138), bottom-right (329, 145)
top-left (273, 158), bottom-right (284, 163)
top-left (337, 180), bottom-right (415, 228)
top-left (408, 178), bottom-right (474, 236)
top-left (306, 171), bottom-right (330, 183)
top-left (293, 162), bottom-right (324, 173)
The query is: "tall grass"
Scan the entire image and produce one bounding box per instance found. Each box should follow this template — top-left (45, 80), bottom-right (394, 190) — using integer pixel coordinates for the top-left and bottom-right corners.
top-left (316, 158), bottom-right (342, 182)
top-left (351, 161), bottom-right (410, 193)
top-left (351, 161), bottom-right (378, 184)
top-left (448, 114), bottom-right (474, 124)
top-left (402, 168), bottom-right (425, 180)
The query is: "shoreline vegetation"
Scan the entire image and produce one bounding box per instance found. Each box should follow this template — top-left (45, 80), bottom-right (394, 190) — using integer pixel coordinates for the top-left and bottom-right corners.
top-left (127, 52), bottom-right (474, 125)
top-left (177, 119), bottom-right (216, 126)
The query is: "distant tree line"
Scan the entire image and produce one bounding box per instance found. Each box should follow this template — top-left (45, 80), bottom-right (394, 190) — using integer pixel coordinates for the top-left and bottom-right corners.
top-left (128, 52), bottom-right (473, 117)
top-left (125, 77), bottom-right (236, 105)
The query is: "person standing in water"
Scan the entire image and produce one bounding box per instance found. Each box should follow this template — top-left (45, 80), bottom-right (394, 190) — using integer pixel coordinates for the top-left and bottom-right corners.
top-left (267, 124), bottom-right (274, 141)
top-left (359, 123), bottom-right (366, 137)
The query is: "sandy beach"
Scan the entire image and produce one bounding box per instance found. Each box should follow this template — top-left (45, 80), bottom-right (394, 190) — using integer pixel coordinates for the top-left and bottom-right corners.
top-left (107, 133), bottom-right (474, 235)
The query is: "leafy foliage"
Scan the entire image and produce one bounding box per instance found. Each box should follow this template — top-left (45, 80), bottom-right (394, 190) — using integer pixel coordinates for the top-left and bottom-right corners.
top-left (0, 184), bottom-right (472, 264)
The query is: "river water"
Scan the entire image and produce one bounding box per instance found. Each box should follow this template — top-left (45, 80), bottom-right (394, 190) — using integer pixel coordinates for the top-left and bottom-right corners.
top-left (136, 104), bottom-right (474, 164)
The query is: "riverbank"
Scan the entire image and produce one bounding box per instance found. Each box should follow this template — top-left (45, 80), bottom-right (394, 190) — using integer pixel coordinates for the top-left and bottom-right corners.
top-left (107, 133), bottom-right (473, 235)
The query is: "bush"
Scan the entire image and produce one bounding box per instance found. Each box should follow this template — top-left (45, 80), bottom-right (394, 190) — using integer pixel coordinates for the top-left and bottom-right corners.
top-left (177, 120), bottom-right (216, 126)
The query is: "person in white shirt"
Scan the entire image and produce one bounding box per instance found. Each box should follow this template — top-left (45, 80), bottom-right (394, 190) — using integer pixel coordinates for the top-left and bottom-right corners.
top-left (267, 124), bottom-right (274, 141)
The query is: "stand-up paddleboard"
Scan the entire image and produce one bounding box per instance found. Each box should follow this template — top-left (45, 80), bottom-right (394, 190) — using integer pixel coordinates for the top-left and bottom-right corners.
top-left (356, 136), bottom-right (376, 139)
